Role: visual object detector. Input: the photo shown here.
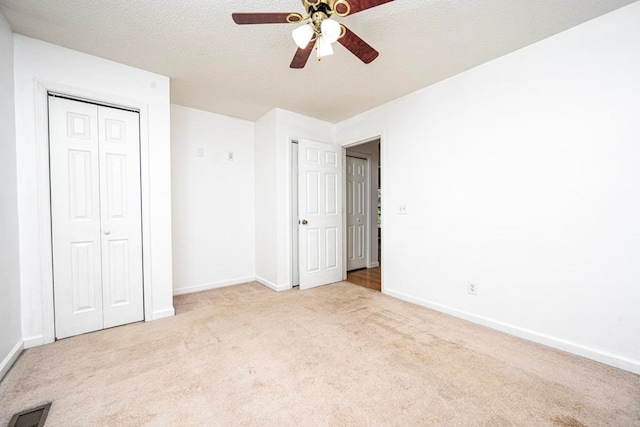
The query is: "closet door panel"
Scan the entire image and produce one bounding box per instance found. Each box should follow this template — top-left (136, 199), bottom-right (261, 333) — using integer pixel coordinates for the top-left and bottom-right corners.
top-left (49, 97), bottom-right (104, 339)
top-left (98, 106), bottom-right (144, 329)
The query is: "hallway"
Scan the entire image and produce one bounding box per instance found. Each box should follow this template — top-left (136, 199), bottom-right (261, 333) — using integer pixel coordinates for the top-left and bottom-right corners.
top-left (346, 267), bottom-right (381, 291)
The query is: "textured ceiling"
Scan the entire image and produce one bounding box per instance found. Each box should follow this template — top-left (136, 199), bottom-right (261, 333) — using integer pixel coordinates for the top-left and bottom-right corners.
top-left (0, 0), bottom-right (637, 123)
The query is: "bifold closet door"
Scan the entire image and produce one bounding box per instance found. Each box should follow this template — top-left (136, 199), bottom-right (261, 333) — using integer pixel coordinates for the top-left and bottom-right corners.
top-left (49, 96), bottom-right (143, 339)
top-left (346, 156), bottom-right (368, 271)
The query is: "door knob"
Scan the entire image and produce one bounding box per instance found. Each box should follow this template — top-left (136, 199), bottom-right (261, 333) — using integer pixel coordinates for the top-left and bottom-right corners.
top-left (104, 230), bottom-right (111, 235)
top-left (300, 219), bottom-right (308, 225)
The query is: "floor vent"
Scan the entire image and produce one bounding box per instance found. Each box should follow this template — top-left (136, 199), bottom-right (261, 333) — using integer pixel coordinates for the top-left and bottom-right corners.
top-left (8, 403), bottom-right (51, 427)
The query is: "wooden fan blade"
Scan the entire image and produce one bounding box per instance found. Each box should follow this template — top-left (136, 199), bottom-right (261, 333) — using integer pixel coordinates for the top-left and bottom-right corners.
top-left (290, 40), bottom-right (316, 69)
top-left (335, 0), bottom-right (394, 16)
top-left (232, 12), bottom-right (301, 25)
top-left (338, 26), bottom-right (379, 64)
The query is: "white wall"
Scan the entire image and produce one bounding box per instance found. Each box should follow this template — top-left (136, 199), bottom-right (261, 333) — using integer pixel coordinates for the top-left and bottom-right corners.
top-left (254, 110), bottom-right (279, 288)
top-left (14, 35), bottom-right (175, 347)
top-left (0, 12), bottom-right (22, 380)
top-left (171, 105), bottom-right (255, 294)
top-left (337, 3), bottom-right (640, 374)
top-left (255, 108), bottom-right (335, 290)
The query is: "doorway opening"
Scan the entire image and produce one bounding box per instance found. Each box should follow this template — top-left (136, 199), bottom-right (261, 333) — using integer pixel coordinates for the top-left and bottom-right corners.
top-left (345, 138), bottom-right (381, 292)
top-left (290, 137), bottom-right (381, 292)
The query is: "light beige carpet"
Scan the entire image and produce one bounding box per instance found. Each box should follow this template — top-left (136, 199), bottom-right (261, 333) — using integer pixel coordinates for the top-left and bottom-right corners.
top-left (1, 282), bottom-right (638, 426)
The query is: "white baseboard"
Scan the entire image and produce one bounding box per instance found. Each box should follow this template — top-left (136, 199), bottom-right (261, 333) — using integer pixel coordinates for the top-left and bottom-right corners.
top-left (367, 262), bottom-right (380, 268)
top-left (150, 308), bottom-right (175, 321)
top-left (384, 288), bottom-right (640, 375)
top-left (173, 276), bottom-right (255, 296)
top-left (256, 276), bottom-right (291, 292)
top-left (0, 340), bottom-right (24, 381)
top-left (23, 335), bottom-right (45, 349)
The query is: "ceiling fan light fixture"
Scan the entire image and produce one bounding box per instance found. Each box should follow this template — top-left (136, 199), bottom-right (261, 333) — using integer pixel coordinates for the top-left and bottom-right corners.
top-left (317, 35), bottom-right (334, 59)
top-left (321, 18), bottom-right (341, 43)
top-left (292, 23), bottom-right (314, 49)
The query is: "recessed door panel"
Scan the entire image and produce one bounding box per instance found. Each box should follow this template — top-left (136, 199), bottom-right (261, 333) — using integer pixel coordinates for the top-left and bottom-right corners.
top-left (306, 171), bottom-right (320, 215)
top-left (105, 119), bottom-right (126, 144)
top-left (326, 227), bottom-right (338, 269)
top-left (356, 224), bottom-right (365, 258)
top-left (347, 181), bottom-right (355, 216)
top-left (307, 229), bottom-right (320, 273)
top-left (106, 239), bottom-right (131, 305)
top-left (68, 150), bottom-right (94, 220)
top-left (106, 153), bottom-right (127, 219)
top-left (347, 225), bottom-right (355, 259)
top-left (70, 241), bottom-right (99, 313)
top-left (357, 181), bottom-right (366, 215)
top-left (306, 148), bottom-right (320, 164)
top-left (325, 173), bottom-right (338, 215)
top-left (325, 151), bottom-right (338, 167)
top-left (67, 113), bottom-right (91, 139)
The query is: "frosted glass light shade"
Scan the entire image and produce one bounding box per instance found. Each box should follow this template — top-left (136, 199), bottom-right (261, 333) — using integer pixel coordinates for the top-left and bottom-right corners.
top-left (317, 36), bottom-right (334, 58)
top-left (292, 24), bottom-right (314, 49)
top-left (321, 18), bottom-right (341, 43)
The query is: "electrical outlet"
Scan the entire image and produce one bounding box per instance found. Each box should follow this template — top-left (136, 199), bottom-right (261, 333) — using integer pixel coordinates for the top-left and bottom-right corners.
top-left (468, 282), bottom-right (478, 296)
top-left (196, 147), bottom-right (205, 158)
top-left (227, 151), bottom-right (235, 161)
top-left (398, 204), bottom-right (408, 215)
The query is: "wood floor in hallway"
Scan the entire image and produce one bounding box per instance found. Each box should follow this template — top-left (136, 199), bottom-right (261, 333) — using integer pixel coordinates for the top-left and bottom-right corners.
top-left (347, 266), bottom-right (381, 291)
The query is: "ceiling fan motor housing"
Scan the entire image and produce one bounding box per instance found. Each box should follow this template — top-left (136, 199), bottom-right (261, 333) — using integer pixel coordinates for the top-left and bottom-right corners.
top-left (306, 1), bottom-right (333, 16)
top-left (303, 0), bottom-right (351, 18)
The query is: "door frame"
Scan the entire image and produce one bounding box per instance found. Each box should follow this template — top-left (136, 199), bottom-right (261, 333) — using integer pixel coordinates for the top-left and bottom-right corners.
top-left (34, 80), bottom-right (152, 345)
top-left (341, 136), bottom-right (383, 287)
top-left (291, 140), bottom-right (299, 287)
top-left (345, 153), bottom-right (371, 272)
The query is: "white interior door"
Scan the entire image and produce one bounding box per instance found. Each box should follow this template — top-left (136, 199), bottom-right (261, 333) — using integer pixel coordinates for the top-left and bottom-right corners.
top-left (298, 139), bottom-right (343, 290)
top-left (50, 97), bottom-right (103, 338)
top-left (98, 105), bottom-right (144, 329)
top-left (346, 156), bottom-right (368, 271)
top-left (49, 96), bottom-right (143, 339)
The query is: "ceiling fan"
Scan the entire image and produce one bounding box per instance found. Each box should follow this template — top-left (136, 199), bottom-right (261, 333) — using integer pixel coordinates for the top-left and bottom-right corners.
top-left (232, 0), bottom-right (394, 69)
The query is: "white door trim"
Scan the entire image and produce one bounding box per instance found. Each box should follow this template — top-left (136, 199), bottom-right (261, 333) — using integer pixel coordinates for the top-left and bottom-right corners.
top-left (341, 135), bottom-right (384, 289)
top-left (33, 80), bottom-right (153, 345)
top-left (291, 141), bottom-right (299, 287)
